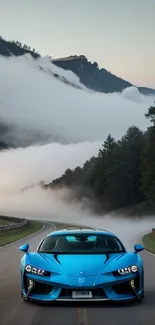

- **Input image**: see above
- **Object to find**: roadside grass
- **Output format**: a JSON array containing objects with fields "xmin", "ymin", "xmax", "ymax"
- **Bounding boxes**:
[
  {"xmin": 142, "ymin": 232, "xmax": 155, "ymax": 254},
  {"xmin": 0, "ymin": 220, "xmax": 43, "ymax": 246},
  {"xmin": 0, "ymin": 218, "xmax": 12, "ymax": 225},
  {"xmin": 0, "ymin": 219, "xmax": 89, "ymax": 247}
]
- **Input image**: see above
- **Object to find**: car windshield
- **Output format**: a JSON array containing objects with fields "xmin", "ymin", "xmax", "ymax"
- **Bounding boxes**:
[{"xmin": 38, "ymin": 233, "xmax": 125, "ymax": 254}]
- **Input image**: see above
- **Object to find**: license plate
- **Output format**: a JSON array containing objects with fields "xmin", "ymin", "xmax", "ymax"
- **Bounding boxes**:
[{"xmin": 72, "ymin": 291, "xmax": 92, "ymax": 299}]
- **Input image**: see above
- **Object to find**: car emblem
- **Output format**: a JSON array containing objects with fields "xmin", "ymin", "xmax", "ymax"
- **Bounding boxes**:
[
  {"xmin": 79, "ymin": 271, "xmax": 84, "ymax": 275},
  {"xmin": 78, "ymin": 277, "xmax": 85, "ymax": 283}
]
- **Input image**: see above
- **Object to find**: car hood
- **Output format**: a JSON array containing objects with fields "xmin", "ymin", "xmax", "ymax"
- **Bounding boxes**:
[{"xmin": 27, "ymin": 251, "xmax": 138, "ymax": 276}]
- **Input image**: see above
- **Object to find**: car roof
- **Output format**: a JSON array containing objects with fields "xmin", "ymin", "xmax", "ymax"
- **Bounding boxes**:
[{"xmin": 47, "ymin": 226, "xmax": 116, "ymax": 237}]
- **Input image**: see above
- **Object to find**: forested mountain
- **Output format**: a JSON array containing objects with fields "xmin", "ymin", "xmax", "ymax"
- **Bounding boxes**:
[
  {"xmin": 53, "ymin": 55, "xmax": 155, "ymax": 95},
  {"xmin": 45, "ymin": 105, "xmax": 155, "ymax": 214},
  {"xmin": 0, "ymin": 36, "xmax": 155, "ymax": 95}
]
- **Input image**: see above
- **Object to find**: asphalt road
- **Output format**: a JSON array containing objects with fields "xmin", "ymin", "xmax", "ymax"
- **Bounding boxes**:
[{"xmin": 1, "ymin": 223, "xmax": 155, "ymax": 325}]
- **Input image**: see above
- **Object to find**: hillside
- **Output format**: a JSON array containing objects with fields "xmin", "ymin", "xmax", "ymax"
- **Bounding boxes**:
[
  {"xmin": 0, "ymin": 36, "xmax": 155, "ymax": 95},
  {"xmin": 0, "ymin": 35, "xmax": 154, "ymax": 219},
  {"xmin": 0, "ymin": 36, "xmax": 154, "ymax": 152},
  {"xmin": 52, "ymin": 55, "xmax": 132, "ymax": 94},
  {"xmin": 45, "ymin": 105, "xmax": 155, "ymax": 215},
  {"xmin": 52, "ymin": 56, "xmax": 155, "ymax": 95}
]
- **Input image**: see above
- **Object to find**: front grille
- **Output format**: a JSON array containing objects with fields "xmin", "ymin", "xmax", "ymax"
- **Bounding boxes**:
[
  {"xmin": 24, "ymin": 274, "xmax": 53, "ymax": 295},
  {"xmin": 32, "ymin": 281, "xmax": 53, "ymax": 295},
  {"xmin": 59, "ymin": 288, "xmax": 107, "ymax": 298},
  {"xmin": 112, "ymin": 281, "xmax": 133, "ymax": 295}
]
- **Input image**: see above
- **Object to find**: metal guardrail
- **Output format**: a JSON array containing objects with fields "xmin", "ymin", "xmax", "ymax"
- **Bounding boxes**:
[{"xmin": 0, "ymin": 219, "xmax": 27, "ymax": 232}]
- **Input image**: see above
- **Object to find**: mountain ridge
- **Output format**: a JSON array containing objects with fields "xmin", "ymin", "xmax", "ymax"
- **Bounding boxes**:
[
  {"xmin": 52, "ymin": 55, "xmax": 155, "ymax": 95},
  {"xmin": 0, "ymin": 36, "xmax": 154, "ymax": 95}
]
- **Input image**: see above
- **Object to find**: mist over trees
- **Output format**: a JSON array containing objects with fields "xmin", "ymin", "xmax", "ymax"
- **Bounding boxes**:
[{"xmin": 45, "ymin": 105, "xmax": 155, "ymax": 214}]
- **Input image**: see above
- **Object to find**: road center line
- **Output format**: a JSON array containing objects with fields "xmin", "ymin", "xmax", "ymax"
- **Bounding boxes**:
[{"xmin": 77, "ymin": 307, "xmax": 88, "ymax": 325}]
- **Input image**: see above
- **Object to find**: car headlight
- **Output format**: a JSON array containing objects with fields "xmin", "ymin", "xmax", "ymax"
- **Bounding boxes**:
[
  {"xmin": 117, "ymin": 265, "xmax": 138, "ymax": 275},
  {"xmin": 25, "ymin": 264, "xmax": 50, "ymax": 276}
]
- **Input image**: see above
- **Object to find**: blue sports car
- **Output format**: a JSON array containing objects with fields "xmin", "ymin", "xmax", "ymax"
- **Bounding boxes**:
[{"xmin": 19, "ymin": 227, "xmax": 145, "ymax": 303}]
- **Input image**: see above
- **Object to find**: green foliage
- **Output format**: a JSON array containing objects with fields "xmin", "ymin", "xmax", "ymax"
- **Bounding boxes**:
[
  {"xmin": 0, "ymin": 220, "xmax": 43, "ymax": 246},
  {"xmin": 45, "ymin": 105, "xmax": 155, "ymax": 213},
  {"xmin": 145, "ymin": 103, "xmax": 155, "ymax": 124},
  {"xmin": 140, "ymin": 105, "xmax": 155, "ymax": 209},
  {"xmin": 142, "ymin": 232, "xmax": 155, "ymax": 254}
]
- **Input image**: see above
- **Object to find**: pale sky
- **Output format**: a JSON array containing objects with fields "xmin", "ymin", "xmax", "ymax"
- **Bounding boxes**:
[{"xmin": 0, "ymin": 0, "xmax": 154, "ymax": 88}]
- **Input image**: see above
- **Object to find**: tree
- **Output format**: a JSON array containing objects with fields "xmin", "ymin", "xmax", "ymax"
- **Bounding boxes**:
[
  {"xmin": 140, "ymin": 106, "xmax": 155, "ymax": 209},
  {"xmin": 85, "ymin": 127, "xmax": 144, "ymax": 209},
  {"xmin": 145, "ymin": 104, "xmax": 155, "ymax": 124},
  {"xmin": 86, "ymin": 135, "xmax": 117, "ymax": 206},
  {"xmin": 98, "ymin": 134, "xmax": 117, "ymax": 157},
  {"xmin": 119, "ymin": 127, "xmax": 144, "ymax": 205}
]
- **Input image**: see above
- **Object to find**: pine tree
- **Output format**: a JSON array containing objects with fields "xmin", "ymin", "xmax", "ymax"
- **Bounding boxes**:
[{"xmin": 140, "ymin": 106, "xmax": 155, "ymax": 209}]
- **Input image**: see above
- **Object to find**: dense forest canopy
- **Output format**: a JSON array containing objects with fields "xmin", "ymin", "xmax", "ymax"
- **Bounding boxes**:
[{"xmin": 45, "ymin": 105, "xmax": 155, "ymax": 214}]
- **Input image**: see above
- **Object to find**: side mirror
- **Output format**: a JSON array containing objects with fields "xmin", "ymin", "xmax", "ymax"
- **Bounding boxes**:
[
  {"xmin": 19, "ymin": 243, "xmax": 29, "ymax": 253},
  {"xmin": 134, "ymin": 244, "xmax": 144, "ymax": 253}
]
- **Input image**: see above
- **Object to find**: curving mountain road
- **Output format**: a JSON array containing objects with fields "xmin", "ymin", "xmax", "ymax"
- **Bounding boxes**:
[{"xmin": 1, "ymin": 223, "xmax": 155, "ymax": 325}]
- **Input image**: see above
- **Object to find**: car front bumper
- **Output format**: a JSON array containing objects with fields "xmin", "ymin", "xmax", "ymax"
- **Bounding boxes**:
[{"xmin": 22, "ymin": 271, "xmax": 143, "ymax": 302}]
